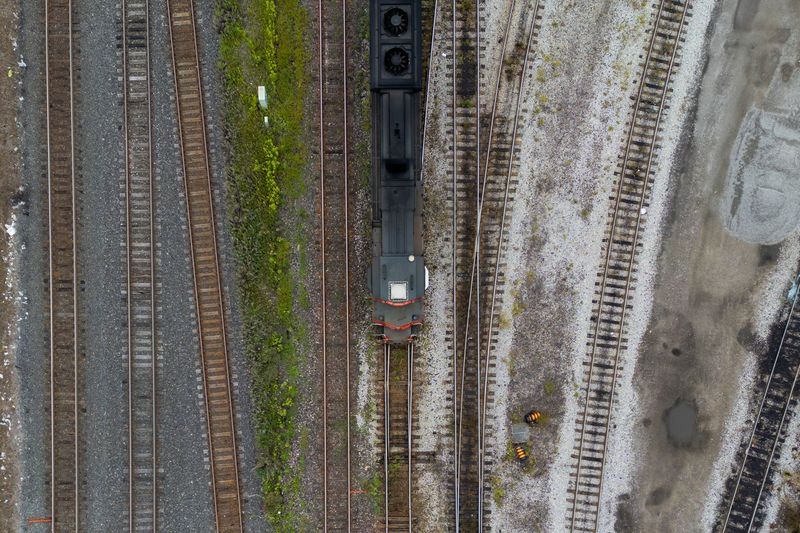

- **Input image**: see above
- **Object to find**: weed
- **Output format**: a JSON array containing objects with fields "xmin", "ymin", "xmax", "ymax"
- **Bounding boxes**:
[
  {"xmin": 522, "ymin": 453, "xmax": 537, "ymax": 474},
  {"xmin": 363, "ymin": 472, "xmax": 384, "ymax": 514},
  {"xmin": 218, "ymin": 0, "xmax": 310, "ymax": 528},
  {"xmin": 492, "ymin": 482, "xmax": 506, "ymax": 507},
  {"xmin": 512, "ymin": 296, "xmax": 526, "ymax": 317},
  {"xmin": 498, "ymin": 311, "xmax": 512, "ymax": 330},
  {"xmin": 536, "ymin": 92, "xmax": 549, "ymax": 105}
]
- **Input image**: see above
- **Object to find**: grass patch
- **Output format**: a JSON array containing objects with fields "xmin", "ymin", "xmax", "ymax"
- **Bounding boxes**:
[
  {"xmin": 364, "ymin": 471, "xmax": 384, "ymax": 514},
  {"xmin": 218, "ymin": 0, "xmax": 309, "ymax": 528},
  {"xmin": 491, "ymin": 477, "xmax": 506, "ymax": 507}
]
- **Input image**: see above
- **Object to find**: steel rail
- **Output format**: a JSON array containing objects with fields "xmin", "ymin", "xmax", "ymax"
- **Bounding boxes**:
[
  {"xmin": 342, "ymin": 3, "xmax": 352, "ymax": 529},
  {"xmin": 569, "ymin": 2, "xmax": 687, "ymax": 530},
  {"xmin": 408, "ymin": 342, "xmax": 414, "ymax": 531},
  {"xmin": 317, "ymin": 0, "xmax": 328, "ymax": 528},
  {"xmin": 419, "ymin": 0, "xmax": 439, "ymax": 182},
  {"xmin": 123, "ymin": 1, "xmax": 133, "ymax": 527},
  {"xmin": 478, "ymin": 3, "xmax": 541, "ymax": 527},
  {"xmin": 722, "ymin": 276, "xmax": 800, "ymax": 531},
  {"xmin": 450, "ymin": 1, "xmax": 459, "ymax": 530},
  {"xmin": 383, "ymin": 343, "xmax": 390, "ymax": 533},
  {"xmin": 474, "ymin": 7, "xmax": 482, "ymax": 529}
]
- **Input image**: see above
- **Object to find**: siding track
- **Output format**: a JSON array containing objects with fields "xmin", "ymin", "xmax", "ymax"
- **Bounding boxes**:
[
  {"xmin": 123, "ymin": 0, "xmax": 157, "ymax": 529},
  {"xmin": 720, "ymin": 277, "xmax": 800, "ymax": 531},
  {"xmin": 567, "ymin": 2, "xmax": 691, "ymax": 531},
  {"xmin": 46, "ymin": 0, "xmax": 81, "ymax": 529},
  {"xmin": 166, "ymin": 0, "xmax": 243, "ymax": 530}
]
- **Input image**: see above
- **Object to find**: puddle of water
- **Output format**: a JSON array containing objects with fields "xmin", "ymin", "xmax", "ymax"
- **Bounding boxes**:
[{"xmin": 665, "ymin": 398, "xmax": 697, "ymax": 447}]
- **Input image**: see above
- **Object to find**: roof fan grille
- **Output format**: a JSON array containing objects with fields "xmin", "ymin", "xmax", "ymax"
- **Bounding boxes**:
[
  {"xmin": 383, "ymin": 8, "xmax": 409, "ymax": 36},
  {"xmin": 384, "ymin": 47, "xmax": 409, "ymax": 75}
]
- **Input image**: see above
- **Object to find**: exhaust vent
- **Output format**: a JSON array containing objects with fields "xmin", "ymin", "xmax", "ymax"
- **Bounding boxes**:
[
  {"xmin": 384, "ymin": 47, "xmax": 409, "ymax": 75},
  {"xmin": 383, "ymin": 8, "xmax": 408, "ymax": 36}
]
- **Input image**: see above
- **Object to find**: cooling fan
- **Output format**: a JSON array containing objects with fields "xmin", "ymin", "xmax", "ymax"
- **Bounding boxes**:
[
  {"xmin": 383, "ymin": 8, "xmax": 408, "ymax": 36},
  {"xmin": 384, "ymin": 47, "xmax": 409, "ymax": 75}
]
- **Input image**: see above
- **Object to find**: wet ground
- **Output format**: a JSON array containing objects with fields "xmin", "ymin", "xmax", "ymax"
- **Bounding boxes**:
[{"xmin": 620, "ymin": 0, "xmax": 800, "ymax": 531}]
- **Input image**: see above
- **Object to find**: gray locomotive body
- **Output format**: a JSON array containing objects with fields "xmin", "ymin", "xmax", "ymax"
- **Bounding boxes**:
[{"xmin": 370, "ymin": 0, "xmax": 426, "ymax": 343}]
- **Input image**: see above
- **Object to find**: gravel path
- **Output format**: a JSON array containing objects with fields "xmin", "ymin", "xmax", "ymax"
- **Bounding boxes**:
[
  {"xmin": 0, "ymin": 0, "xmax": 23, "ymax": 529},
  {"xmin": 77, "ymin": 0, "xmax": 128, "ymax": 526},
  {"xmin": 468, "ymin": 1, "xmax": 660, "ymax": 530},
  {"xmin": 15, "ymin": 0, "xmax": 51, "ymax": 526}
]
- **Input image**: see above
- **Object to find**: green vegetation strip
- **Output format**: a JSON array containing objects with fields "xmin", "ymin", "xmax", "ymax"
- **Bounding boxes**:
[{"xmin": 218, "ymin": 0, "xmax": 309, "ymax": 528}]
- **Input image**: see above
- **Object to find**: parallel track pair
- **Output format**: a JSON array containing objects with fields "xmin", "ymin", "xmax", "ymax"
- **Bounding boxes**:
[
  {"xmin": 166, "ymin": 0, "xmax": 243, "ymax": 529},
  {"xmin": 427, "ymin": 0, "xmax": 542, "ymax": 530},
  {"xmin": 45, "ymin": 0, "xmax": 80, "ymax": 529},
  {"xmin": 122, "ymin": 0, "xmax": 157, "ymax": 529}
]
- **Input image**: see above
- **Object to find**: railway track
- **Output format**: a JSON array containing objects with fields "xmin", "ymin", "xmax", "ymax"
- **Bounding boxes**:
[
  {"xmin": 382, "ymin": 343, "xmax": 414, "ymax": 532},
  {"xmin": 317, "ymin": 0, "xmax": 352, "ymax": 530},
  {"xmin": 166, "ymin": 0, "xmax": 243, "ymax": 530},
  {"xmin": 567, "ymin": 2, "xmax": 691, "ymax": 531},
  {"xmin": 720, "ymin": 277, "xmax": 800, "ymax": 531},
  {"xmin": 46, "ymin": 0, "xmax": 81, "ymax": 529},
  {"xmin": 122, "ymin": 0, "xmax": 157, "ymax": 529},
  {"xmin": 450, "ymin": 0, "xmax": 480, "ymax": 525}
]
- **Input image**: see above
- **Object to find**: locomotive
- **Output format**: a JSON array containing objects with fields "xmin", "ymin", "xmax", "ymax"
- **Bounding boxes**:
[{"xmin": 369, "ymin": 0, "xmax": 427, "ymax": 343}]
